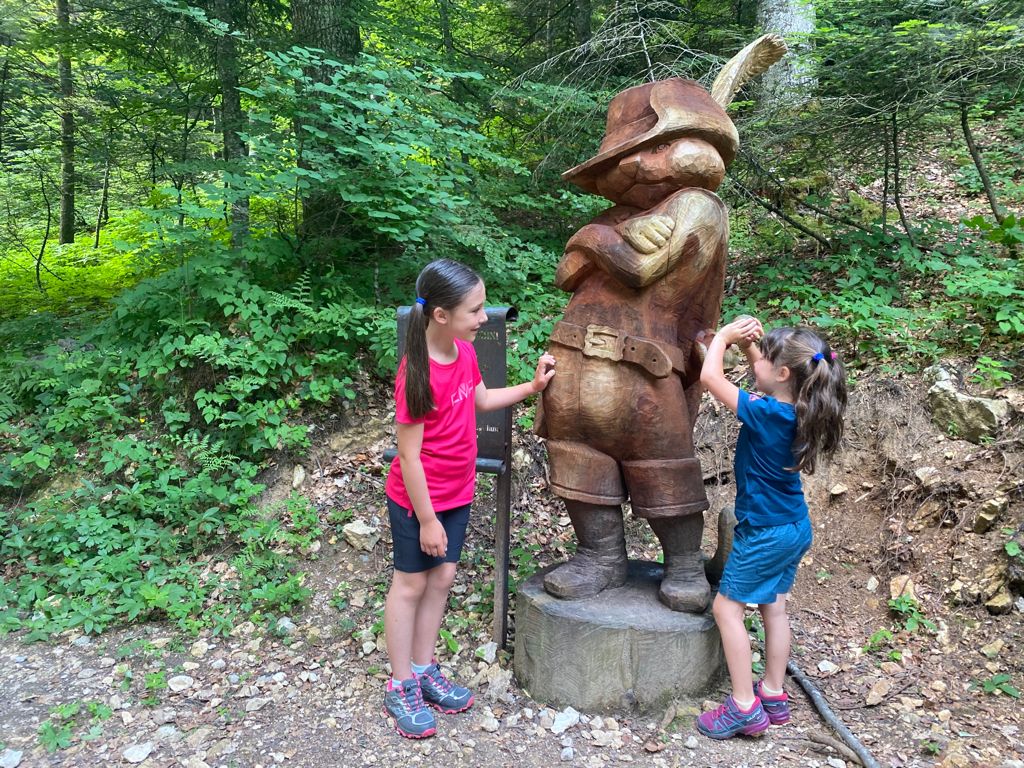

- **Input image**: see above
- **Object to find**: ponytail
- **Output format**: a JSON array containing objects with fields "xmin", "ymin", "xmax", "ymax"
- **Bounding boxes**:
[
  {"xmin": 401, "ymin": 259, "xmax": 483, "ymax": 421},
  {"xmin": 760, "ymin": 327, "xmax": 848, "ymax": 474}
]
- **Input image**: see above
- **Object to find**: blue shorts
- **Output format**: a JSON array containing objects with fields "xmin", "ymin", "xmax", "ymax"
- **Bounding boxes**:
[
  {"xmin": 387, "ymin": 496, "xmax": 471, "ymax": 573},
  {"xmin": 718, "ymin": 516, "xmax": 812, "ymax": 605}
]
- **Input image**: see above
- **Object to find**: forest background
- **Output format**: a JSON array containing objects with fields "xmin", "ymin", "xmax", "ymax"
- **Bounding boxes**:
[{"xmin": 0, "ymin": 0, "xmax": 1022, "ymax": 644}]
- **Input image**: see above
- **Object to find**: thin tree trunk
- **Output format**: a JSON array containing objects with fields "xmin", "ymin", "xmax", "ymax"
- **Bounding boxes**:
[
  {"xmin": 212, "ymin": 0, "xmax": 249, "ymax": 247},
  {"xmin": 56, "ymin": 0, "xmax": 75, "ymax": 244},
  {"xmin": 38, "ymin": 171, "xmax": 52, "ymax": 292},
  {"xmin": 94, "ymin": 146, "xmax": 110, "ymax": 248},
  {"xmin": 0, "ymin": 55, "xmax": 9, "ymax": 161},
  {"xmin": 734, "ymin": 178, "xmax": 833, "ymax": 251},
  {"xmin": 890, "ymin": 111, "xmax": 915, "ymax": 246},
  {"xmin": 881, "ymin": 121, "xmax": 890, "ymax": 236},
  {"xmin": 959, "ymin": 101, "xmax": 1004, "ymax": 225},
  {"xmin": 438, "ymin": 0, "xmax": 453, "ymax": 57},
  {"xmin": 572, "ymin": 0, "xmax": 591, "ymax": 44}
]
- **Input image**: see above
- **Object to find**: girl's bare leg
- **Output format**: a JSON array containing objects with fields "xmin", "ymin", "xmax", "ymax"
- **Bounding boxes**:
[
  {"xmin": 758, "ymin": 595, "xmax": 791, "ymax": 692},
  {"xmin": 384, "ymin": 569, "xmax": 428, "ymax": 680},
  {"xmin": 712, "ymin": 592, "xmax": 755, "ymax": 705},
  {"xmin": 411, "ymin": 562, "xmax": 457, "ymax": 666}
]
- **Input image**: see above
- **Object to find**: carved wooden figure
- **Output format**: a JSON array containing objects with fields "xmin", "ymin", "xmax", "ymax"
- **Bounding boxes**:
[{"xmin": 537, "ymin": 36, "xmax": 786, "ymax": 613}]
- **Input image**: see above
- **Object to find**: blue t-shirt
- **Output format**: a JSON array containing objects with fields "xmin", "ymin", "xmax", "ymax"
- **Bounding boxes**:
[{"xmin": 733, "ymin": 390, "xmax": 807, "ymax": 527}]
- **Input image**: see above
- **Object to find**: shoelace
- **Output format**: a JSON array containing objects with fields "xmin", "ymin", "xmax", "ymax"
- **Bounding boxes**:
[
  {"xmin": 400, "ymin": 681, "xmax": 426, "ymax": 712},
  {"xmin": 426, "ymin": 666, "xmax": 454, "ymax": 693}
]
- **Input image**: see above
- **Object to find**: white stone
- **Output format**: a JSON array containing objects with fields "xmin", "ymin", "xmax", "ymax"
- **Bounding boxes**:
[
  {"xmin": 551, "ymin": 707, "xmax": 581, "ymax": 735},
  {"xmin": 245, "ymin": 697, "xmax": 271, "ymax": 712},
  {"xmin": 0, "ymin": 750, "xmax": 23, "ymax": 768},
  {"xmin": 168, "ymin": 675, "xmax": 194, "ymax": 692},
  {"xmin": 122, "ymin": 743, "xmax": 154, "ymax": 763},
  {"xmin": 818, "ymin": 660, "xmax": 840, "ymax": 674},
  {"xmin": 342, "ymin": 520, "xmax": 380, "ymax": 551}
]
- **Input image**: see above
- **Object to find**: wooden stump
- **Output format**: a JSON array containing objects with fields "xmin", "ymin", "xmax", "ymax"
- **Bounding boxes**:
[{"xmin": 514, "ymin": 560, "xmax": 724, "ymax": 713}]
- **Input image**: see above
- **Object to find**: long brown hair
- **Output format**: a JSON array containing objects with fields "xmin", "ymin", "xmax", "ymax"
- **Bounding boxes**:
[
  {"xmin": 404, "ymin": 259, "xmax": 483, "ymax": 420},
  {"xmin": 758, "ymin": 327, "xmax": 848, "ymax": 474}
]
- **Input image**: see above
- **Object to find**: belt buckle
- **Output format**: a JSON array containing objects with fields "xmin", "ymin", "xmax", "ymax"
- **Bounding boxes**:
[{"xmin": 583, "ymin": 324, "xmax": 625, "ymax": 362}]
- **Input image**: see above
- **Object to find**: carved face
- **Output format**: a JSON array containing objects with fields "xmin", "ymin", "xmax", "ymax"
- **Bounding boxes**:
[{"xmin": 593, "ymin": 137, "xmax": 726, "ymax": 208}]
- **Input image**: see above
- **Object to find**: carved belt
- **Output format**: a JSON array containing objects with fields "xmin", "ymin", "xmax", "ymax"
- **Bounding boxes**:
[{"xmin": 549, "ymin": 322, "xmax": 686, "ymax": 379}]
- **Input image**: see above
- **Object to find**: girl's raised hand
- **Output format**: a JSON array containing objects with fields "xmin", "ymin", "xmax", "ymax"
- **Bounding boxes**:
[
  {"xmin": 719, "ymin": 316, "xmax": 762, "ymax": 348},
  {"xmin": 531, "ymin": 353, "xmax": 557, "ymax": 393}
]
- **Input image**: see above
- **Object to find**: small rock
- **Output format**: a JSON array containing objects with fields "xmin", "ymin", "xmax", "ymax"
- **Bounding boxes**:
[
  {"xmin": 475, "ymin": 641, "xmax": 498, "ymax": 664},
  {"xmin": 342, "ymin": 520, "xmax": 380, "ymax": 551},
  {"xmin": 479, "ymin": 715, "xmax": 500, "ymax": 733},
  {"xmin": 72, "ymin": 635, "xmax": 92, "ymax": 647},
  {"xmin": 291, "ymin": 464, "xmax": 306, "ymax": 489},
  {"xmin": 190, "ymin": 640, "xmax": 210, "ymax": 658},
  {"xmin": 914, "ymin": 467, "xmax": 941, "ymax": 487},
  {"xmin": 981, "ymin": 639, "xmax": 1004, "ymax": 658},
  {"xmin": 276, "ymin": 616, "xmax": 297, "ymax": 635},
  {"xmin": 560, "ymin": 746, "xmax": 575, "ymax": 761},
  {"xmin": 866, "ymin": 678, "xmax": 892, "ymax": 706},
  {"xmin": 152, "ymin": 708, "xmax": 176, "ymax": 725},
  {"xmin": 245, "ymin": 697, "xmax": 271, "ymax": 712},
  {"xmin": 551, "ymin": 706, "xmax": 581, "ymax": 735},
  {"xmin": 827, "ymin": 759, "xmax": 847, "ymax": 768},
  {"xmin": 168, "ymin": 675, "xmax": 194, "ymax": 692},
  {"xmin": 210, "ymin": 659, "xmax": 226, "ymax": 671},
  {"xmin": 684, "ymin": 736, "xmax": 699, "ymax": 749},
  {"xmin": 890, "ymin": 575, "xmax": 916, "ymax": 601},
  {"xmin": 986, "ymin": 588, "xmax": 1014, "ymax": 615},
  {"xmin": 122, "ymin": 742, "xmax": 154, "ymax": 763},
  {"xmin": 866, "ymin": 576, "xmax": 879, "ymax": 593},
  {"xmin": 155, "ymin": 724, "xmax": 182, "ymax": 742},
  {"xmin": 0, "ymin": 749, "xmax": 24, "ymax": 768},
  {"xmin": 829, "ymin": 483, "xmax": 848, "ymax": 497},
  {"xmin": 818, "ymin": 660, "xmax": 840, "ymax": 674},
  {"xmin": 974, "ymin": 497, "xmax": 1007, "ymax": 534}
]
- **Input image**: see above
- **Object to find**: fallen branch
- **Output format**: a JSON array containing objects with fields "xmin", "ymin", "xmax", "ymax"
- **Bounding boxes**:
[{"xmin": 787, "ymin": 659, "xmax": 881, "ymax": 768}]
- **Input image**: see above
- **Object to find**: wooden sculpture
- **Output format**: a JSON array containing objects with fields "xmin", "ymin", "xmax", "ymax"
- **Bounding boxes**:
[{"xmin": 537, "ymin": 35, "xmax": 786, "ymax": 613}]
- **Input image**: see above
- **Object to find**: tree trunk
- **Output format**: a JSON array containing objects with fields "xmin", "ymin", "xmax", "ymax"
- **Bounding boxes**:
[
  {"xmin": 0, "ymin": 55, "xmax": 9, "ymax": 162},
  {"xmin": 438, "ymin": 0, "xmax": 453, "ymax": 57},
  {"xmin": 572, "ymin": 0, "xmax": 591, "ymax": 44},
  {"xmin": 756, "ymin": 0, "xmax": 816, "ymax": 106},
  {"xmin": 93, "ymin": 146, "xmax": 110, "ymax": 248},
  {"xmin": 959, "ymin": 101, "xmax": 1004, "ymax": 225},
  {"xmin": 56, "ymin": 0, "xmax": 75, "ymax": 244},
  {"xmin": 212, "ymin": 0, "xmax": 249, "ymax": 247},
  {"xmin": 890, "ymin": 111, "xmax": 915, "ymax": 246},
  {"xmin": 881, "ymin": 121, "xmax": 890, "ymax": 236},
  {"xmin": 38, "ymin": 171, "xmax": 52, "ymax": 292},
  {"xmin": 291, "ymin": 0, "xmax": 362, "ymax": 244}
]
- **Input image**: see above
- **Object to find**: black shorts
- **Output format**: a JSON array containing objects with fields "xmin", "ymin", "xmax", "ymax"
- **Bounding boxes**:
[{"xmin": 387, "ymin": 496, "xmax": 471, "ymax": 573}]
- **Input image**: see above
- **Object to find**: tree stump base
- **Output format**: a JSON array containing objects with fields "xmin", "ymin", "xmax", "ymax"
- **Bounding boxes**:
[{"xmin": 513, "ymin": 560, "xmax": 724, "ymax": 713}]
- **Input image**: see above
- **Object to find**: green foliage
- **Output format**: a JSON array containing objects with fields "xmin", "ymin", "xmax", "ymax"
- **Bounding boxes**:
[
  {"xmin": 36, "ymin": 699, "xmax": 111, "ymax": 753},
  {"xmin": 970, "ymin": 673, "xmax": 1021, "ymax": 699},
  {"xmin": 888, "ymin": 595, "xmax": 936, "ymax": 633}
]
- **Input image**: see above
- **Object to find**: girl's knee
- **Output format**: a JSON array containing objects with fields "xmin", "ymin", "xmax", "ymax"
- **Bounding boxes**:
[
  {"xmin": 390, "ymin": 570, "xmax": 429, "ymax": 600},
  {"xmin": 427, "ymin": 563, "xmax": 457, "ymax": 592}
]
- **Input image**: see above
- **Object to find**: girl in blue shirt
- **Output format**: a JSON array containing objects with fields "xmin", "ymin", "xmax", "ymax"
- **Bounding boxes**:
[{"xmin": 696, "ymin": 316, "xmax": 847, "ymax": 739}]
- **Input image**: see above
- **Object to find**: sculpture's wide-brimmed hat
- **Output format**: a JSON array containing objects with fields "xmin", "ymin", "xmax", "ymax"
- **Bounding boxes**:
[{"xmin": 563, "ymin": 78, "xmax": 739, "ymax": 195}]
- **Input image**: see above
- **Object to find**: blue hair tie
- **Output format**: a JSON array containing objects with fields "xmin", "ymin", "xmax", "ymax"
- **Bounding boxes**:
[
  {"xmin": 812, "ymin": 352, "xmax": 825, "ymax": 362},
  {"xmin": 415, "ymin": 297, "xmax": 426, "ymax": 306}
]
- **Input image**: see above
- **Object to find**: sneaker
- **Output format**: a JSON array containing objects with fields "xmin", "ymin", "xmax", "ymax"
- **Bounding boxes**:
[
  {"xmin": 755, "ymin": 680, "xmax": 791, "ymax": 725},
  {"xmin": 383, "ymin": 678, "xmax": 436, "ymax": 739},
  {"xmin": 418, "ymin": 661, "xmax": 474, "ymax": 714},
  {"xmin": 696, "ymin": 695, "xmax": 770, "ymax": 740}
]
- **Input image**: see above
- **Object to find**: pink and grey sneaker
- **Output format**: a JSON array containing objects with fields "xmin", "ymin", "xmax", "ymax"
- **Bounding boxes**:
[
  {"xmin": 383, "ymin": 678, "xmax": 437, "ymax": 739},
  {"xmin": 696, "ymin": 695, "xmax": 770, "ymax": 740},
  {"xmin": 418, "ymin": 661, "xmax": 474, "ymax": 714},
  {"xmin": 754, "ymin": 680, "xmax": 791, "ymax": 724}
]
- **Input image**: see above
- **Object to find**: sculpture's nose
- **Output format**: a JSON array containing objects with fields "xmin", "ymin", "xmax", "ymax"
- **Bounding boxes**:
[{"xmin": 616, "ymin": 152, "xmax": 641, "ymax": 178}]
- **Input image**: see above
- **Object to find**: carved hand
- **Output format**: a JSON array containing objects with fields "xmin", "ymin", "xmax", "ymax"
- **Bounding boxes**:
[{"xmin": 619, "ymin": 214, "xmax": 675, "ymax": 254}]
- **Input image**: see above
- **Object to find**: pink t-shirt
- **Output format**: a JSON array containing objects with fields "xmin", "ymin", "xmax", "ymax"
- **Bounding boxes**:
[{"xmin": 385, "ymin": 338, "xmax": 482, "ymax": 513}]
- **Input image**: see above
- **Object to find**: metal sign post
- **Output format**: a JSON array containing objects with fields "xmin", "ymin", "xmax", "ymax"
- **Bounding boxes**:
[{"xmin": 387, "ymin": 306, "xmax": 518, "ymax": 646}]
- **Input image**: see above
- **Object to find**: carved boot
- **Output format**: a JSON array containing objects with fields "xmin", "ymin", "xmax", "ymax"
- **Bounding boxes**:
[
  {"xmin": 543, "ymin": 503, "xmax": 628, "ymax": 600},
  {"xmin": 704, "ymin": 505, "xmax": 737, "ymax": 586},
  {"xmin": 650, "ymin": 516, "xmax": 711, "ymax": 612}
]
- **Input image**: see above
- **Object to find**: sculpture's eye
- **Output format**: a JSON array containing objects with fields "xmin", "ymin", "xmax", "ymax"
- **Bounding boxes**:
[{"xmin": 653, "ymin": 143, "xmax": 669, "ymax": 153}]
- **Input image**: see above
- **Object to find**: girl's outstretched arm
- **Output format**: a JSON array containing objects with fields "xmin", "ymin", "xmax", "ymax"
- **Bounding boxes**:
[
  {"xmin": 395, "ymin": 421, "xmax": 448, "ymax": 558},
  {"xmin": 700, "ymin": 317, "xmax": 762, "ymax": 414},
  {"xmin": 475, "ymin": 353, "xmax": 556, "ymax": 412}
]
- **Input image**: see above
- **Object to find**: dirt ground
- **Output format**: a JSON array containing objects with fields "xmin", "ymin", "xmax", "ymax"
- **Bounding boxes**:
[{"xmin": 1, "ymin": 374, "xmax": 1022, "ymax": 768}]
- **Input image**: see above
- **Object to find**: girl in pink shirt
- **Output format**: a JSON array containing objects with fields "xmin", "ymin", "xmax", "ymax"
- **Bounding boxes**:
[{"xmin": 382, "ymin": 259, "xmax": 555, "ymax": 739}]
